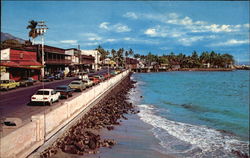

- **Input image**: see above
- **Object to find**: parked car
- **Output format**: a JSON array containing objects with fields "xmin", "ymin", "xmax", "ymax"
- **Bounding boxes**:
[
  {"xmin": 67, "ymin": 71, "xmax": 76, "ymax": 77},
  {"xmin": 55, "ymin": 85, "xmax": 74, "ymax": 99},
  {"xmin": 42, "ymin": 75, "xmax": 55, "ymax": 82},
  {"xmin": 19, "ymin": 77, "xmax": 36, "ymax": 87},
  {"xmin": 110, "ymin": 71, "xmax": 116, "ymax": 76},
  {"xmin": 82, "ymin": 79, "xmax": 93, "ymax": 88},
  {"xmin": 103, "ymin": 73, "xmax": 111, "ymax": 80},
  {"xmin": 68, "ymin": 80, "xmax": 86, "ymax": 92},
  {"xmin": 89, "ymin": 76, "xmax": 100, "ymax": 85},
  {"xmin": 31, "ymin": 89, "xmax": 60, "ymax": 105},
  {"xmin": 94, "ymin": 75, "xmax": 105, "ymax": 81},
  {"xmin": 77, "ymin": 72, "xmax": 88, "ymax": 80},
  {"xmin": 0, "ymin": 80, "xmax": 20, "ymax": 91},
  {"xmin": 54, "ymin": 71, "xmax": 65, "ymax": 80}
]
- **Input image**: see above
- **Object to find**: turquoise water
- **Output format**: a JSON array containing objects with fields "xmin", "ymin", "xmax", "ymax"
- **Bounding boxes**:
[{"xmin": 131, "ymin": 70, "xmax": 249, "ymax": 157}]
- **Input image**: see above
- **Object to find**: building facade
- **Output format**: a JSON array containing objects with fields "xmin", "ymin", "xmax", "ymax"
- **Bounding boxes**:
[
  {"xmin": 80, "ymin": 50, "xmax": 101, "ymax": 70},
  {"xmin": 0, "ymin": 48, "xmax": 42, "ymax": 81},
  {"xmin": 24, "ymin": 45, "xmax": 71, "ymax": 78}
]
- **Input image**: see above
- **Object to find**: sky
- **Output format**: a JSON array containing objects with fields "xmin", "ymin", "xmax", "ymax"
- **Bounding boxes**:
[{"xmin": 1, "ymin": 1, "xmax": 250, "ymax": 64}]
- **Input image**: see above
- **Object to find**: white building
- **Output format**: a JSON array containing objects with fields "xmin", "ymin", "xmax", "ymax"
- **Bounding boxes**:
[{"xmin": 80, "ymin": 50, "xmax": 101, "ymax": 70}]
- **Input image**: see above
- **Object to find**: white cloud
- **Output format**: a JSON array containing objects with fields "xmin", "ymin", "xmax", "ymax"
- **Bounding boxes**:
[
  {"xmin": 113, "ymin": 23, "xmax": 131, "ymax": 32},
  {"xmin": 243, "ymin": 23, "xmax": 250, "ymax": 28},
  {"xmin": 99, "ymin": 22, "xmax": 109, "ymax": 30},
  {"xmin": 144, "ymin": 25, "xmax": 185, "ymax": 38},
  {"xmin": 60, "ymin": 40, "xmax": 78, "ymax": 45},
  {"xmin": 99, "ymin": 22, "xmax": 131, "ymax": 32},
  {"xmin": 122, "ymin": 37, "xmax": 159, "ymax": 45},
  {"xmin": 123, "ymin": 37, "xmax": 131, "ymax": 41},
  {"xmin": 210, "ymin": 39, "xmax": 249, "ymax": 46},
  {"xmin": 82, "ymin": 42, "xmax": 99, "ymax": 46},
  {"xmin": 105, "ymin": 39, "xmax": 116, "ymax": 42},
  {"xmin": 123, "ymin": 12, "xmax": 138, "ymax": 19},
  {"xmin": 144, "ymin": 28, "xmax": 157, "ymax": 37},
  {"xmin": 178, "ymin": 36, "xmax": 204, "ymax": 46},
  {"xmin": 80, "ymin": 33, "xmax": 102, "ymax": 41},
  {"xmin": 126, "ymin": 12, "xmax": 246, "ymax": 34}
]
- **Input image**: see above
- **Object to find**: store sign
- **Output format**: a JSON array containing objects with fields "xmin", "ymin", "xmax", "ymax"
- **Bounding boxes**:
[{"xmin": 0, "ymin": 48, "xmax": 10, "ymax": 60}]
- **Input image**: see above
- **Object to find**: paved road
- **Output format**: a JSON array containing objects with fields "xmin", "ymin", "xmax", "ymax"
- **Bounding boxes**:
[
  {"xmin": 0, "ymin": 69, "xmax": 114, "ymax": 122},
  {"xmin": 0, "ymin": 77, "xmax": 77, "ymax": 120}
]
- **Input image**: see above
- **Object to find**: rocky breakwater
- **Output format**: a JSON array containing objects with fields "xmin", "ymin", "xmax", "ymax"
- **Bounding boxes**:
[{"xmin": 40, "ymin": 74, "xmax": 139, "ymax": 157}]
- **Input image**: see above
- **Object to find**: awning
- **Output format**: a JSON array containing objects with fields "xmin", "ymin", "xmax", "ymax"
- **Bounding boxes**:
[{"xmin": 0, "ymin": 61, "xmax": 43, "ymax": 70}]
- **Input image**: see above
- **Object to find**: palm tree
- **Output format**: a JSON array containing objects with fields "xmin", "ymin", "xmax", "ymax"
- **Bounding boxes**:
[
  {"xmin": 95, "ymin": 45, "xmax": 109, "ymax": 65},
  {"xmin": 128, "ymin": 48, "xmax": 134, "ymax": 57},
  {"xmin": 116, "ymin": 48, "xmax": 124, "ymax": 67},
  {"xmin": 26, "ymin": 20, "xmax": 39, "ymax": 44}
]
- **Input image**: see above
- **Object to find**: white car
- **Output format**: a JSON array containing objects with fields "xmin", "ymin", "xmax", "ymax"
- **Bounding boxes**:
[
  {"xmin": 31, "ymin": 89, "xmax": 60, "ymax": 105},
  {"xmin": 82, "ymin": 79, "xmax": 93, "ymax": 88}
]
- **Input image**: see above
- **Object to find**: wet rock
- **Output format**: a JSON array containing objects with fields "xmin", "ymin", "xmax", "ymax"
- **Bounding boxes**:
[
  {"xmin": 107, "ymin": 126, "xmax": 114, "ymax": 130},
  {"xmin": 231, "ymin": 149, "xmax": 249, "ymax": 158},
  {"xmin": 40, "ymin": 73, "xmax": 137, "ymax": 157}
]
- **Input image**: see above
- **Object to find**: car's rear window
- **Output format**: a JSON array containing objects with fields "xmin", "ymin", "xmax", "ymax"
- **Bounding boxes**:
[
  {"xmin": 56, "ymin": 87, "xmax": 67, "ymax": 90},
  {"xmin": 36, "ymin": 91, "xmax": 50, "ymax": 95}
]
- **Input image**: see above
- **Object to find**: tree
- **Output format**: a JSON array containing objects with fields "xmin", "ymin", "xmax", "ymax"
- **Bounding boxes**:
[
  {"xmin": 26, "ymin": 20, "xmax": 39, "ymax": 44},
  {"xmin": 134, "ymin": 53, "xmax": 141, "ymax": 59},
  {"xmin": 128, "ymin": 48, "xmax": 134, "ymax": 57},
  {"xmin": 111, "ymin": 49, "xmax": 117, "ymax": 60},
  {"xmin": 116, "ymin": 48, "xmax": 125, "ymax": 67},
  {"xmin": 95, "ymin": 45, "xmax": 109, "ymax": 62}
]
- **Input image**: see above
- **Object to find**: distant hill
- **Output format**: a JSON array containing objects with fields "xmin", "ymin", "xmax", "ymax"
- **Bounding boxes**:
[{"xmin": 1, "ymin": 32, "xmax": 26, "ymax": 43}]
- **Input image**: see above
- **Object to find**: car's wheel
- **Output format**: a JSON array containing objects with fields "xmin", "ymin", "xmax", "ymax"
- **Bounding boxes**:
[{"xmin": 48, "ymin": 100, "xmax": 52, "ymax": 106}]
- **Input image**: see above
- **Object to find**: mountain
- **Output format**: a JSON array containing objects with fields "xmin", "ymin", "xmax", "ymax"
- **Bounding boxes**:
[{"xmin": 1, "ymin": 32, "xmax": 26, "ymax": 43}]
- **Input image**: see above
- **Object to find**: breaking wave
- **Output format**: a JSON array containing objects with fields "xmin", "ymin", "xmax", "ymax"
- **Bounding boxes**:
[{"xmin": 137, "ymin": 104, "xmax": 249, "ymax": 158}]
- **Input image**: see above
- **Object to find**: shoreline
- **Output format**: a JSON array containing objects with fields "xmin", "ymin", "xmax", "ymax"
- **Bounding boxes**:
[
  {"xmin": 132, "ymin": 68, "xmax": 241, "ymax": 73},
  {"xmin": 39, "ymin": 73, "xmax": 141, "ymax": 157}
]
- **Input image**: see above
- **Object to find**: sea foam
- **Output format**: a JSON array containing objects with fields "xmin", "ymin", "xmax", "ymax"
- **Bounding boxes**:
[{"xmin": 137, "ymin": 104, "xmax": 249, "ymax": 158}]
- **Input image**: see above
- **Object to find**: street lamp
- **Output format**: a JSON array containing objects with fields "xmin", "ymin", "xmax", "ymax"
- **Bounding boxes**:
[{"xmin": 36, "ymin": 21, "xmax": 48, "ymax": 79}]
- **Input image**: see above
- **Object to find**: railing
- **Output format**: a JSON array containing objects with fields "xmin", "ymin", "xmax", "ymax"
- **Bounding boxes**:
[{"xmin": 45, "ymin": 59, "xmax": 71, "ymax": 65}]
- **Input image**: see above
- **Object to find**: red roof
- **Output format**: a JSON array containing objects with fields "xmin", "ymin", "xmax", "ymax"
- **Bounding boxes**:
[{"xmin": 0, "ymin": 60, "xmax": 42, "ymax": 69}]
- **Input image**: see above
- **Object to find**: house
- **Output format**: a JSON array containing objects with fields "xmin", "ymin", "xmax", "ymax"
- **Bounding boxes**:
[
  {"xmin": 80, "ymin": 50, "xmax": 101, "ymax": 70},
  {"xmin": 0, "ymin": 48, "xmax": 42, "ymax": 81},
  {"xmin": 24, "ymin": 45, "xmax": 71, "ymax": 78},
  {"xmin": 125, "ymin": 57, "xmax": 139, "ymax": 69}
]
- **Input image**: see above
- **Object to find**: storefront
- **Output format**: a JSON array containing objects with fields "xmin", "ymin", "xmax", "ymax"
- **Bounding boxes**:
[{"xmin": 0, "ymin": 48, "xmax": 42, "ymax": 81}]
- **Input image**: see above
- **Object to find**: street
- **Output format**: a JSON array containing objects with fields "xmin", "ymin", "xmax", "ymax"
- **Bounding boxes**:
[
  {"xmin": 0, "ymin": 69, "xmax": 113, "ymax": 123},
  {"xmin": 0, "ymin": 77, "xmax": 77, "ymax": 122}
]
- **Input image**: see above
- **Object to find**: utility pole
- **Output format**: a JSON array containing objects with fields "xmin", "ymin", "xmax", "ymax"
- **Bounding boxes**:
[{"xmin": 36, "ymin": 21, "xmax": 48, "ymax": 79}]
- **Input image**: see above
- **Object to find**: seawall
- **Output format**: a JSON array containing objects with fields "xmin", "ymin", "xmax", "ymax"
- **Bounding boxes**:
[{"xmin": 0, "ymin": 70, "xmax": 130, "ymax": 158}]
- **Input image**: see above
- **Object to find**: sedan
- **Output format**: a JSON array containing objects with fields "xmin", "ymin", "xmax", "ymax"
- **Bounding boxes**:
[
  {"xmin": 68, "ymin": 80, "xmax": 86, "ymax": 92},
  {"xmin": 31, "ymin": 89, "xmax": 60, "ymax": 105},
  {"xmin": 19, "ymin": 77, "xmax": 36, "ymax": 87},
  {"xmin": 55, "ymin": 85, "xmax": 74, "ymax": 99}
]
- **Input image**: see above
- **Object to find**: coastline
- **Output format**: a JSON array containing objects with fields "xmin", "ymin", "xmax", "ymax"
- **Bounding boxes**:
[{"xmin": 40, "ymin": 73, "xmax": 169, "ymax": 158}]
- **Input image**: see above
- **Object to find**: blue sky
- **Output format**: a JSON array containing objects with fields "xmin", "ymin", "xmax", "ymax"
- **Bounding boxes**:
[{"xmin": 2, "ymin": 1, "xmax": 249, "ymax": 63}]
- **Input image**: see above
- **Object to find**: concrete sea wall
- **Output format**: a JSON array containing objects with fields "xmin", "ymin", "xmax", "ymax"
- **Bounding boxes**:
[{"xmin": 0, "ymin": 70, "xmax": 129, "ymax": 158}]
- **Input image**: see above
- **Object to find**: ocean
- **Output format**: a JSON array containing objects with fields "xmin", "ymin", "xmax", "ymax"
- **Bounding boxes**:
[{"xmin": 130, "ymin": 70, "xmax": 249, "ymax": 158}]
